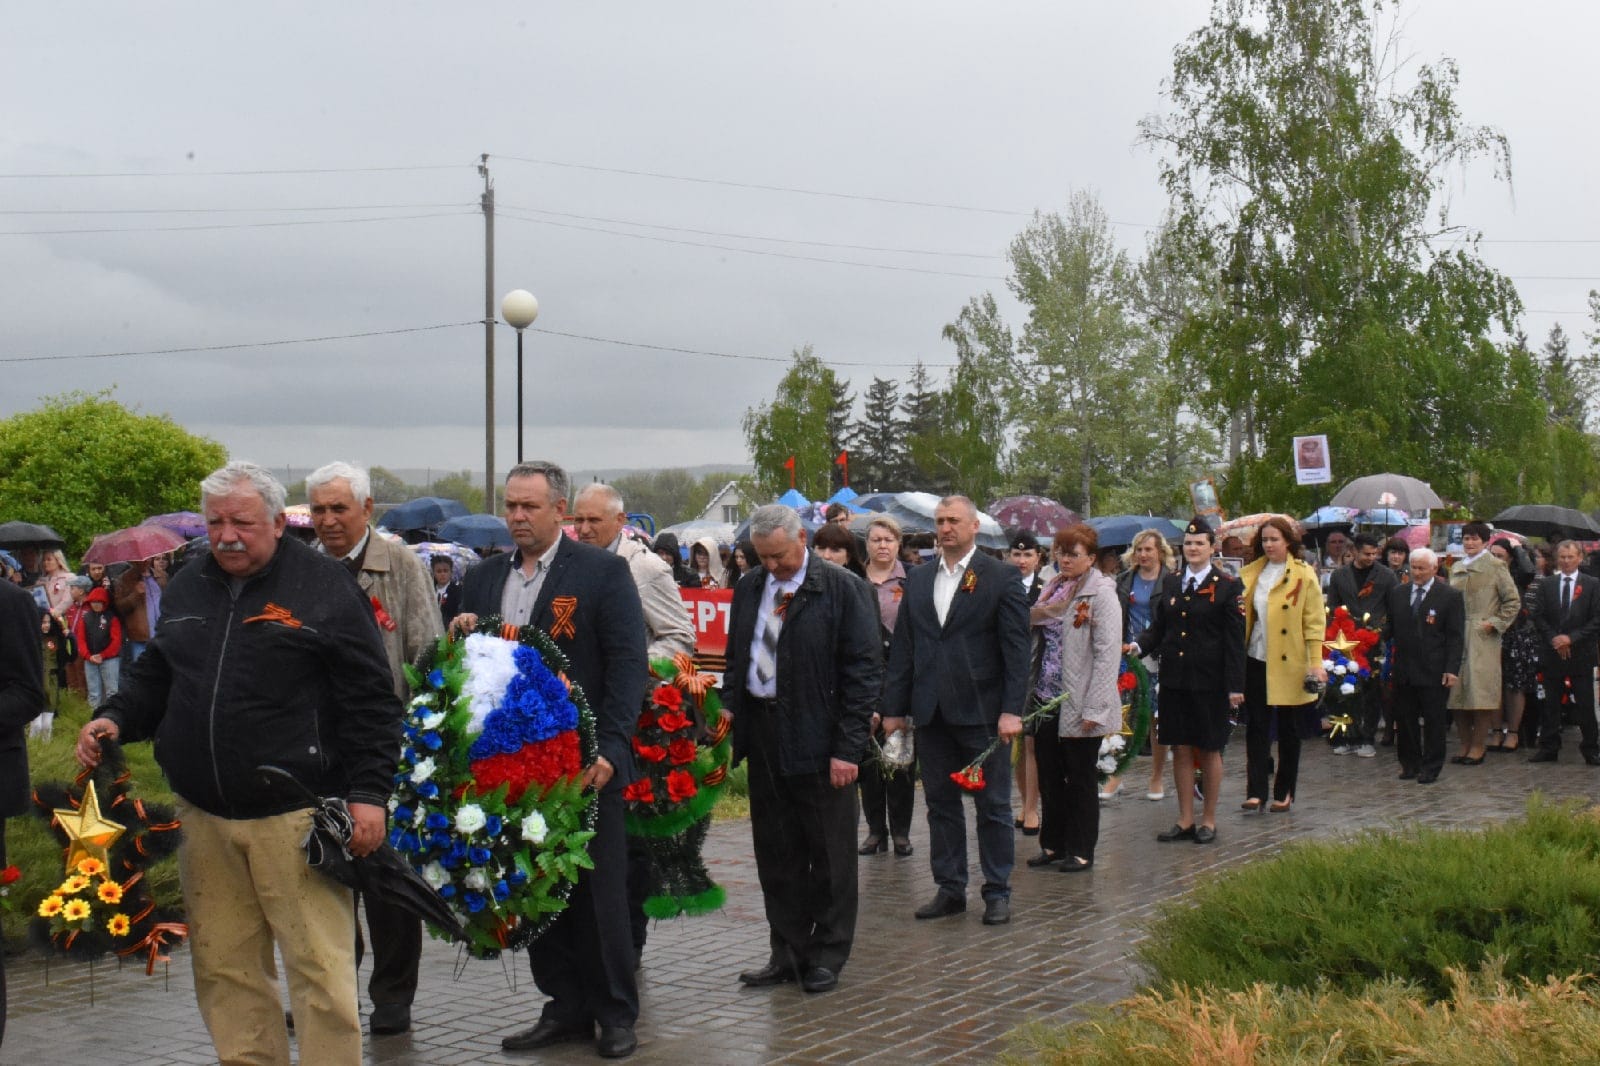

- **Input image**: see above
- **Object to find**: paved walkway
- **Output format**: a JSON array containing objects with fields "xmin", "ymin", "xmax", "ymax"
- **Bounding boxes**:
[{"xmin": 6, "ymin": 741, "xmax": 1597, "ymax": 1064}]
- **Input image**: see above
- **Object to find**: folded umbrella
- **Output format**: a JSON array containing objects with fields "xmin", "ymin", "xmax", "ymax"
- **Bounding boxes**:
[{"xmin": 255, "ymin": 766, "xmax": 467, "ymax": 941}]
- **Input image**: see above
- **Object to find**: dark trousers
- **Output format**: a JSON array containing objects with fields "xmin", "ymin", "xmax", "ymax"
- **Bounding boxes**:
[
  {"xmin": 746, "ymin": 703, "xmax": 859, "ymax": 973},
  {"xmin": 531, "ymin": 788, "xmax": 638, "ymax": 1029},
  {"xmin": 1392, "ymin": 681, "xmax": 1449, "ymax": 777},
  {"xmin": 1244, "ymin": 658, "xmax": 1303, "ymax": 803},
  {"xmin": 1, "ymin": 820, "xmax": 7, "ymax": 1049},
  {"xmin": 1351, "ymin": 682, "xmax": 1383, "ymax": 746},
  {"xmin": 1537, "ymin": 658, "xmax": 1599, "ymax": 757},
  {"xmin": 857, "ymin": 760, "xmax": 914, "ymax": 840},
  {"xmin": 1034, "ymin": 724, "xmax": 1102, "ymax": 863},
  {"xmin": 362, "ymin": 893, "xmax": 422, "ymax": 1007},
  {"xmin": 917, "ymin": 712, "xmax": 1014, "ymax": 902},
  {"xmin": 625, "ymin": 837, "xmax": 652, "ymax": 954}
]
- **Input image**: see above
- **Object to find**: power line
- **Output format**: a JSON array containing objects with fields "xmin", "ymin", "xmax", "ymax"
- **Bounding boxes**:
[
  {"xmin": 0, "ymin": 163, "xmax": 468, "ymax": 179},
  {"xmin": 497, "ymin": 202, "xmax": 1003, "ymax": 260},
  {"xmin": 0, "ymin": 202, "xmax": 470, "ymax": 215},
  {"xmin": 0, "ymin": 211, "xmax": 475, "ymax": 238},
  {"xmin": 0, "ymin": 321, "xmax": 482, "ymax": 365},
  {"xmin": 498, "ymin": 209, "xmax": 1003, "ymax": 281},
  {"xmin": 530, "ymin": 325, "xmax": 954, "ymax": 369}
]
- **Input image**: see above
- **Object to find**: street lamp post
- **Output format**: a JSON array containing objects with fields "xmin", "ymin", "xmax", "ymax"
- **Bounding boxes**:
[{"xmin": 500, "ymin": 289, "xmax": 540, "ymax": 464}]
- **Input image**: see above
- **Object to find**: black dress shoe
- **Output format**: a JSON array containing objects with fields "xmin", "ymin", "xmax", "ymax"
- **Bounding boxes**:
[
  {"xmin": 1025, "ymin": 850, "xmax": 1061, "ymax": 868},
  {"xmin": 800, "ymin": 966, "xmax": 839, "ymax": 993},
  {"xmin": 1157, "ymin": 823, "xmax": 1197, "ymax": 842},
  {"xmin": 1584, "ymin": 754, "xmax": 1600, "ymax": 766},
  {"xmin": 369, "ymin": 1003, "xmax": 411, "ymax": 1035},
  {"xmin": 1398, "ymin": 768, "xmax": 1416, "ymax": 780},
  {"xmin": 502, "ymin": 1018, "xmax": 594, "ymax": 1051},
  {"xmin": 598, "ymin": 1025, "xmax": 637, "ymax": 1059},
  {"xmin": 1021, "ymin": 824, "xmax": 1040, "ymax": 837},
  {"xmin": 1193, "ymin": 825, "xmax": 1217, "ymax": 844},
  {"xmin": 1449, "ymin": 754, "xmax": 1469, "ymax": 765},
  {"xmin": 1416, "ymin": 772, "xmax": 1438, "ymax": 784},
  {"xmin": 858, "ymin": 835, "xmax": 886, "ymax": 855},
  {"xmin": 1057, "ymin": 856, "xmax": 1092, "ymax": 872},
  {"xmin": 1529, "ymin": 751, "xmax": 1559, "ymax": 763},
  {"xmin": 915, "ymin": 893, "xmax": 966, "ymax": 919},
  {"xmin": 892, "ymin": 837, "xmax": 913, "ymax": 857},
  {"xmin": 981, "ymin": 897, "xmax": 1010, "ymax": 925},
  {"xmin": 738, "ymin": 961, "xmax": 797, "ymax": 987}
]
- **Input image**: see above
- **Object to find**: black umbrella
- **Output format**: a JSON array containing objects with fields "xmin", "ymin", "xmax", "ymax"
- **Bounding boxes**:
[
  {"xmin": 378, "ymin": 496, "xmax": 470, "ymax": 534},
  {"xmin": 0, "ymin": 520, "xmax": 64, "ymax": 548},
  {"xmin": 256, "ymin": 766, "xmax": 467, "ymax": 941},
  {"xmin": 1491, "ymin": 504, "xmax": 1600, "ymax": 541}
]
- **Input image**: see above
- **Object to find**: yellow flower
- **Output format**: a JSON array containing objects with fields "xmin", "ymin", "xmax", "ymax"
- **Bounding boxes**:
[
  {"xmin": 107, "ymin": 914, "xmax": 131, "ymax": 937},
  {"xmin": 75, "ymin": 857, "xmax": 106, "ymax": 877},
  {"xmin": 61, "ymin": 899, "xmax": 92, "ymax": 922},
  {"xmin": 37, "ymin": 896, "xmax": 63, "ymax": 918},
  {"xmin": 97, "ymin": 881, "xmax": 124, "ymax": 904},
  {"xmin": 56, "ymin": 875, "xmax": 90, "ymax": 895}
]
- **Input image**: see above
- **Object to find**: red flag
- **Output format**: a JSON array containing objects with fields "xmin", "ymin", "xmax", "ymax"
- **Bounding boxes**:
[
  {"xmin": 783, "ymin": 454, "xmax": 796, "ymax": 488},
  {"xmin": 835, "ymin": 450, "xmax": 849, "ymax": 486}
]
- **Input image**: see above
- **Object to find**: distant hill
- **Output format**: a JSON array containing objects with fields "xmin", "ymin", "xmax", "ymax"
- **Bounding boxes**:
[{"xmin": 271, "ymin": 463, "xmax": 750, "ymax": 501}]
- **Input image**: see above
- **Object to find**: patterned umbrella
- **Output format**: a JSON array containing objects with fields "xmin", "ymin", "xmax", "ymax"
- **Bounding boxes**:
[
  {"xmin": 142, "ymin": 511, "xmax": 207, "ymax": 539},
  {"xmin": 81, "ymin": 524, "xmax": 186, "ymax": 566},
  {"xmin": 1213, "ymin": 513, "xmax": 1302, "ymax": 544},
  {"xmin": 987, "ymin": 495, "xmax": 1082, "ymax": 538}
]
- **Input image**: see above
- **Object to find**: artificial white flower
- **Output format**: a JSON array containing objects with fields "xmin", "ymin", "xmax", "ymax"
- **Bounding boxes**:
[
  {"xmin": 419, "ymin": 710, "xmax": 446, "ymax": 730},
  {"xmin": 462, "ymin": 633, "xmax": 519, "ymax": 734},
  {"xmin": 410, "ymin": 757, "xmax": 436, "ymax": 783},
  {"xmin": 421, "ymin": 862, "xmax": 448, "ymax": 888},
  {"xmin": 1322, "ymin": 658, "xmax": 1336, "ymax": 671},
  {"xmin": 412, "ymin": 807, "xmax": 426, "ymax": 827},
  {"xmin": 1331, "ymin": 663, "xmax": 1347, "ymax": 676},
  {"xmin": 1339, "ymin": 682, "xmax": 1357, "ymax": 696},
  {"xmin": 455, "ymin": 804, "xmax": 487, "ymax": 834},
  {"xmin": 463, "ymin": 870, "xmax": 489, "ymax": 891},
  {"xmin": 1096, "ymin": 756, "xmax": 1116, "ymax": 774},
  {"xmin": 409, "ymin": 693, "xmax": 434, "ymax": 711},
  {"xmin": 520, "ymin": 811, "xmax": 549, "ymax": 845}
]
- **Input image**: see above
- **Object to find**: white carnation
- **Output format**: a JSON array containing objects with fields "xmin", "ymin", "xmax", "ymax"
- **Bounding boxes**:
[
  {"xmin": 1339, "ymin": 682, "xmax": 1357, "ymax": 696},
  {"xmin": 419, "ymin": 710, "xmax": 446, "ymax": 730},
  {"xmin": 410, "ymin": 757, "xmax": 436, "ymax": 783},
  {"xmin": 463, "ymin": 869, "xmax": 489, "ymax": 891},
  {"xmin": 455, "ymin": 804, "xmax": 487, "ymax": 834},
  {"xmin": 1322, "ymin": 658, "xmax": 1336, "ymax": 671},
  {"xmin": 421, "ymin": 862, "xmax": 449, "ymax": 888},
  {"xmin": 520, "ymin": 811, "xmax": 549, "ymax": 845},
  {"xmin": 462, "ymin": 633, "xmax": 519, "ymax": 734}
]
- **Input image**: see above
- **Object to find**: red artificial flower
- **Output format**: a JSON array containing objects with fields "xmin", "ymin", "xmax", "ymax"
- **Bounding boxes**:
[
  {"xmin": 632, "ymin": 738, "xmax": 668, "ymax": 763},
  {"xmin": 637, "ymin": 708, "xmax": 657, "ymax": 732},
  {"xmin": 469, "ymin": 732, "xmax": 581, "ymax": 803},
  {"xmin": 656, "ymin": 711, "xmax": 691, "ymax": 734},
  {"xmin": 950, "ymin": 766, "xmax": 986, "ymax": 792},
  {"xmin": 1117, "ymin": 671, "xmax": 1137, "ymax": 695},
  {"xmin": 0, "ymin": 865, "xmax": 18, "ymax": 886},
  {"xmin": 665, "ymin": 769, "xmax": 698, "ymax": 803},
  {"xmin": 623, "ymin": 778, "xmax": 655, "ymax": 803},
  {"xmin": 667, "ymin": 737, "xmax": 698, "ymax": 765},
  {"xmin": 652, "ymin": 685, "xmax": 683, "ymax": 712}
]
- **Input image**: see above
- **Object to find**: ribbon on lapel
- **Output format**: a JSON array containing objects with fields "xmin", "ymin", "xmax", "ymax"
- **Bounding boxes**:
[{"xmin": 550, "ymin": 595, "xmax": 578, "ymax": 640}]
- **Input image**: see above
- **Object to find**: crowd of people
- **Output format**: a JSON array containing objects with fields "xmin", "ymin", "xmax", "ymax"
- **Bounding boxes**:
[{"xmin": 4, "ymin": 477, "xmax": 1597, "ymax": 1063}]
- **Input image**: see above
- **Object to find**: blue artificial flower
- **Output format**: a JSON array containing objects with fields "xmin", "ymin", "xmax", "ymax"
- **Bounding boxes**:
[
  {"xmin": 417, "ymin": 782, "xmax": 440, "ymax": 800},
  {"xmin": 493, "ymin": 879, "xmax": 510, "ymax": 901},
  {"xmin": 392, "ymin": 805, "xmax": 414, "ymax": 826},
  {"xmin": 469, "ymin": 846, "xmax": 492, "ymax": 866},
  {"xmin": 464, "ymin": 890, "xmax": 486, "ymax": 913},
  {"xmin": 426, "ymin": 812, "xmax": 450, "ymax": 830},
  {"xmin": 439, "ymin": 883, "xmax": 456, "ymax": 899},
  {"xmin": 439, "ymin": 852, "xmax": 461, "ymax": 870},
  {"xmin": 428, "ymin": 669, "xmax": 446, "ymax": 689},
  {"xmin": 485, "ymin": 815, "xmax": 502, "ymax": 836},
  {"xmin": 421, "ymin": 731, "xmax": 444, "ymax": 751},
  {"xmin": 508, "ymin": 868, "xmax": 528, "ymax": 886},
  {"xmin": 388, "ymin": 827, "xmax": 405, "ymax": 849}
]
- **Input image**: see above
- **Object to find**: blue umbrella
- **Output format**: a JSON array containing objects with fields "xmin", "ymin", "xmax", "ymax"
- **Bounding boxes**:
[
  {"xmin": 437, "ymin": 513, "xmax": 513, "ymax": 550},
  {"xmin": 1354, "ymin": 507, "xmax": 1410, "ymax": 529},
  {"xmin": 1301, "ymin": 506, "xmax": 1357, "ymax": 533},
  {"xmin": 379, "ymin": 496, "xmax": 471, "ymax": 534},
  {"xmin": 850, "ymin": 492, "xmax": 897, "ymax": 513},
  {"xmin": 1088, "ymin": 515, "xmax": 1185, "ymax": 548}
]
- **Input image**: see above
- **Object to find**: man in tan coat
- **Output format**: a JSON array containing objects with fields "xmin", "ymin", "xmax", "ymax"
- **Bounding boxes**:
[{"xmin": 307, "ymin": 461, "xmax": 444, "ymax": 1035}]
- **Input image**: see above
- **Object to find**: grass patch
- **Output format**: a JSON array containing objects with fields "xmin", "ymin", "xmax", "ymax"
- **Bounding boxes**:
[
  {"xmin": 713, "ymin": 761, "xmax": 749, "ymax": 820},
  {"xmin": 1138, "ymin": 797, "xmax": 1600, "ymax": 1000},
  {"xmin": 1003, "ymin": 963, "xmax": 1600, "ymax": 1065}
]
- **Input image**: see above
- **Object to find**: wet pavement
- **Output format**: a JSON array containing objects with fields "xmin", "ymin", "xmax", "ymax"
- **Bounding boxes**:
[{"xmin": 7, "ymin": 739, "xmax": 1597, "ymax": 1063}]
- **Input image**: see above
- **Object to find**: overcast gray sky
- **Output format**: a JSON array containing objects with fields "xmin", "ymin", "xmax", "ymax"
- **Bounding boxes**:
[{"xmin": 3, "ymin": 2, "xmax": 1593, "ymax": 483}]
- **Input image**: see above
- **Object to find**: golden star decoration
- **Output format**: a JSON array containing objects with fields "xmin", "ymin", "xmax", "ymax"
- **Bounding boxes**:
[
  {"xmin": 1323, "ymin": 632, "xmax": 1362, "ymax": 657},
  {"xmin": 52, "ymin": 780, "xmax": 126, "ymax": 875}
]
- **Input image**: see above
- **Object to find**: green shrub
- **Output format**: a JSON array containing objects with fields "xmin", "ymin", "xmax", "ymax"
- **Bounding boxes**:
[
  {"xmin": 1003, "ymin": 964, "xmax": 1600, "ymax": 1065},
  {"xmin": 1138, "ymin": 797, "xmax": 1600, "ymax": 999}
]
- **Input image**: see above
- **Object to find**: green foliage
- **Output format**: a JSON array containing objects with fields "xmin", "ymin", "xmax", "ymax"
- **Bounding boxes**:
[
  {"xmin": 610, "ymin": 469, "xmax": 745, "ymax": 527},
  {"xmin": 1141, "ymin": 0, "xmax": 1540, "ymax": 515},
  {"xmin": 1003, "ymin": 963, "xmax": 1600, "ymax": 1065},
  {"xmin": 848, "ymin": 377, "xmax": 906, "ymax": 493},
  {"xmin": 369, "ymin": 465, "xmax": 411, "ymax": 504},
  {"xmin": 742, "ymin": 346, "xmax": 848, "ymax": 500},
  {"xmin": 1139, "ymin": 797, "xmax": 1600, "ymax": 1000},
  {"xmin": 898, "ymin": 362, "xmax": 944, "ymax": 493},
  {"xmin": 0, "ymin": 391, "xmax": 226, "ymax": 558},
  {"xmin": 427, "ymin": 469, "xmax": 485, "ymax": 513}
]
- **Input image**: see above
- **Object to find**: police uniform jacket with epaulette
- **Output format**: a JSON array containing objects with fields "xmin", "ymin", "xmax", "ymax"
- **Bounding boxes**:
[{"xmin": 1131, "ymin": 569, "xmax": 1245, "ymax": 695}]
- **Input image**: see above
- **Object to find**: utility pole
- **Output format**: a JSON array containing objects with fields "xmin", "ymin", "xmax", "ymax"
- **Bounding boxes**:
[{"xmin": 480, "ymin": 154, "xmax": 496, "ymax": 516}]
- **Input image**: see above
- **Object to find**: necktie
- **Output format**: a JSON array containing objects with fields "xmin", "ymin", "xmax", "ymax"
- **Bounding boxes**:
[
  {"xmin": 1562, "ymin": 576, "xmax": 1573, "ymax": 617},
  {"xmin": 755, "ymin": 590, "xmax": 789, "ymax": 685},
  {"xmin": 1185, "ymin": 576, "xmax": 1196, "ymax": 594},
  {"xmin": 1412, "ymin": 585, "xmax": 1424, "ymax": 611}
]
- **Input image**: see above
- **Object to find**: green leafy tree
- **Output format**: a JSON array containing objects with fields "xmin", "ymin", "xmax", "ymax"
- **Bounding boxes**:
[
  {"xmin": 1141, "ymin": 0, "xmax": 1537, "ymax": 514},
  {"xmin": 825, "ymin": 375, "xmax": 855, "ymax": 493},
  {"xmin": 369, "ymin": 465, "xmax": 412, "ymax": 504},
  {"xmin": 0, "ymin": 391, "xmax": 226, "ymax": 557},
  {"xmin": 849, "ymin": 377, "xmax": 906, "ymax": 492},
  {"xmin": 742, "ymin": 346, "xmax": 843, "ymax": 501},
  {"xmin": 931, "ymin": 296, "xmax": 1012, "ymax": 501},
  {"xmin": 429, "ymin": 470, "xmax": 484, "ymax": 514}
]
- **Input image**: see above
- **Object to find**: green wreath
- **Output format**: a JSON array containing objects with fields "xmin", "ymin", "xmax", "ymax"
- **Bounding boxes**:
[{"xmin": 1098, "ymin": 655, "xmax": 1153, "ymax": 784}]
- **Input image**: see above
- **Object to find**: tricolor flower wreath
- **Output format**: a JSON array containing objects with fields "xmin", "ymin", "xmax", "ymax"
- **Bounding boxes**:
[
  {"xmin": 623, "ymin": 654, "xmax": 733, "ymax": 918},
  {"xmin": 1321, "ymin": 606, "xmax": 1382, "ymax": 741},
  {"xmin": 393, "ymin": 619, "xmax": 598, "ymax": 958},
  {"xmin": 1098, "ymin": 655, "xmax": 1153, "ymax": 782}
]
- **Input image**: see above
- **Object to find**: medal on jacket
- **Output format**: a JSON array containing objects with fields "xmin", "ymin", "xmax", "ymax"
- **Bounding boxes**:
[{"xmin": 370, "ymin": 596, "xmax": 397, "ymax": 632}]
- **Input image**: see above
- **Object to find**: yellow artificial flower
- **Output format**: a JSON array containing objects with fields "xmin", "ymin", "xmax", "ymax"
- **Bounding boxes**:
[
  {"xmin": 56, "ymin": 875, "xmax": 90, "ymax": 895},
  {"xmin": 61, "ymin": 899, "xmax": 92, "ymax": 922},
  {"xmin": 37, "ymin": 896, "xmax": 63, "ymax": 918},
  {"xmin": 107, "ymin": 914, "xmax": 131, "ymax": 937},
  {"xmin": 75, "ymin": 857, "xmax": 106, "ymax": 877},
  {"xmin": 97, "ymin": 881, "xmax": 124, "ymax": 904}
]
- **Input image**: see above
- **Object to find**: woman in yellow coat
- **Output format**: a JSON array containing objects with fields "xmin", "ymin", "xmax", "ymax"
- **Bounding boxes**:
[{"xmin": 1239, "ymin": 517, "xmax": 1327, "ymax": 812}]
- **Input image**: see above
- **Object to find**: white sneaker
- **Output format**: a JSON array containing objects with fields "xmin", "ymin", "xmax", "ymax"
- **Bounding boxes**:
[
  {"xmin": 1332, "ymin": 744, "xmax": 1355, "ymax": 755},
  {"xmin": 1354, "ymin": 744, "xmax": 1377, "ymax": 758}
]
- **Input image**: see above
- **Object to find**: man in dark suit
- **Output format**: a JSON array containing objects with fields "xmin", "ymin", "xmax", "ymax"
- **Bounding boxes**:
[
  {"xmin": 881, "ymin": 496, "xmax": 1030, "ymax": 926},
  {"xmin": 723, "ymin": 504, "xmax": 881, "ymax": 994},
  {"xmin": 1383, "ymin": 548, "xmax": 1464, "ymax": 784},
  {"xmin": 1128, "ymin": 517, "xmax": 1245, "ymax": 844},
  {"xmin": 0, "ymin": 578, "xmax": 47, "ymax": 1045},
  {"xmin": 1527, "ymin": 540, "xmax": 1600, "ymax": 765},
  {"xmin": 455, "ymin": 461, "xmax": 648, "ymax": 1060}
]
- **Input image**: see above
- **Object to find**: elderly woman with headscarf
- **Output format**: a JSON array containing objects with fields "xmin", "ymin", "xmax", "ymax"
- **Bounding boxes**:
[{"xmin": 1025, "ymin": 525, "xmax": 1124, "ymax": 872}]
